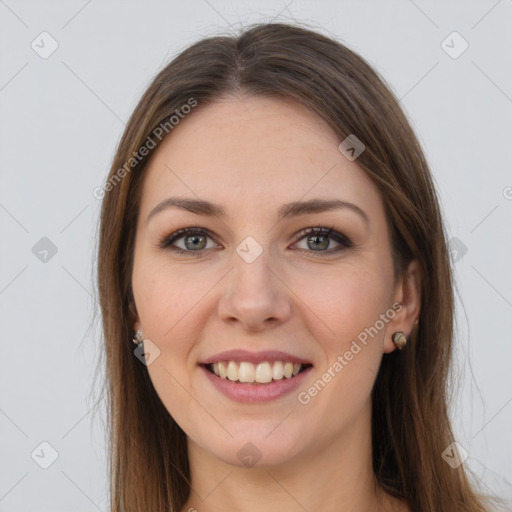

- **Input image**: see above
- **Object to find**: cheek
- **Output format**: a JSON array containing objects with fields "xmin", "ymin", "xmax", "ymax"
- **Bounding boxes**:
[
  {"xmin": 297, "ymin": 263, "xmax": 389, "ymax": 348},
  {"xmin": 295, "ymin": 265, "xmax": 391, "ymax": 409},
  {"xmin": 296, "ymin": 269, "xmax": 388, "ymax": 421},
  {"xmin": 133, "ymin": 258, "xmax": 213, "ymax": 341},
  {"xmin": 131, "ymin": 270, "xmax": 186, "ymax": 407},
  {"xmin": 134, "ymin": 264, "xmax": 203, "ymax": 412}
]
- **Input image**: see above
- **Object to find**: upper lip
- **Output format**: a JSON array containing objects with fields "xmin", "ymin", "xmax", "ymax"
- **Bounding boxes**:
[{"xmin": 200, "ymin": 349, "xmax": 313, "ymax": 366}]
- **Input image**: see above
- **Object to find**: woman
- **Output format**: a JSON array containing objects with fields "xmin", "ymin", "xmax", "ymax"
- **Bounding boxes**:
[{"xmin": 96, "ymin": 21, "xmax": 503, "ymax": 512}]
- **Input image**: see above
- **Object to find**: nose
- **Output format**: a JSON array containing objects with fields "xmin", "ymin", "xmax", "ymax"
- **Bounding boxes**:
[{"xmin": 217, "ymin": 248, "xmax": 293, "ymax": 332}]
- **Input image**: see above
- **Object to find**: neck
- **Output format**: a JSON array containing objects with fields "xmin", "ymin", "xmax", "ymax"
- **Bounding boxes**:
[{"xmin": 180, "ymin": 401, "xmax": 403, "ymax": 512}]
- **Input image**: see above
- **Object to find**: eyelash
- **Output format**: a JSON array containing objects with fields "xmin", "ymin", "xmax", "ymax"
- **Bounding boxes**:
[{"xmin": 156, "ymin": 226, "xmax": 353, "ymax": 257}]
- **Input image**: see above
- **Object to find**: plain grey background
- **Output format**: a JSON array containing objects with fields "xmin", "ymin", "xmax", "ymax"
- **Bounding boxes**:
[{"xmin": 1, "ymin": 0, "xmax": 511, "ymax": 510}]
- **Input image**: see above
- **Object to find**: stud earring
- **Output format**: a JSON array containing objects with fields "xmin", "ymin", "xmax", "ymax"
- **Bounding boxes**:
[
  {"xmin": 132, "ymin": 329, "xmax": 144, "ymax": 346},
  {"xmin": 392, "ymin": 331, "xmax": 407, "ymax": 350}
]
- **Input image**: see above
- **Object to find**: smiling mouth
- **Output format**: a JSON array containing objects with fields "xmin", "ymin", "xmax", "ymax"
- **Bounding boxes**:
[{"xmin": 202, "ymin": 361, "xmax": 313, "ymax": 384}]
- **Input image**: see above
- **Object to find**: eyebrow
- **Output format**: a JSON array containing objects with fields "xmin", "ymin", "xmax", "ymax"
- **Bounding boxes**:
[{"xmin": 146, "ymin": 196, "xmax": 369, "ymax": 225}]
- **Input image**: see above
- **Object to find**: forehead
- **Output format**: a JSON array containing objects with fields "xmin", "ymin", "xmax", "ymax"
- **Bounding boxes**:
[{"xmin": 139, "ymin": 95, "xmax": 384, "ymax": 223}]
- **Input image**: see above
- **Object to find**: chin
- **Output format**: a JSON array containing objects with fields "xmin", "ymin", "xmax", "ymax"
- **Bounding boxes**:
[{"xmin": 201, "ymin": 427, "xmax": 306, "ymax": 469}]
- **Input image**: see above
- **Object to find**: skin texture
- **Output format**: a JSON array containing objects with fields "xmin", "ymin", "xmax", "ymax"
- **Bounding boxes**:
[{"xmin": 131, "ymin": 94, "xmax": 421, "ymax": 512}]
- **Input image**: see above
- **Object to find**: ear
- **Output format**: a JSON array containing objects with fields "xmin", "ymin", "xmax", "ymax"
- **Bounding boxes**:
[
  {"xmin": 383, "ymin": 259, "xmax": 422, "ymax": 354},
  {"xmin": 128, "ymin": 294, "xmax": 141, "ymax": 333}
]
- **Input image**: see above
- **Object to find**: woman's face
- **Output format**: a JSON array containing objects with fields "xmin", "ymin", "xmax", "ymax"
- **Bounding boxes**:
[{"xmin": 131, "ymin": 94, "xmax": 417, "ymax": 468}]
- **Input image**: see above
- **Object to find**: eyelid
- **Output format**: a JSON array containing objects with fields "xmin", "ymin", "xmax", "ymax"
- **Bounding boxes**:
[
  {"xmin": 157, "ymin": 225, "xmax": 353, "ymax": 255},
  {"xmin": 156, "ymin": 227, "xmax": 219, "ymax": 253},
  {"xmin": 292, "ymin": 226, "xmax": 352, "ymax": 255}
]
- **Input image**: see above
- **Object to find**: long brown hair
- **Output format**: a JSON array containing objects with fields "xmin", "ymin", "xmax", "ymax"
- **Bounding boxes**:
[{"xmin": 95, "ymin": 21, "xmax": 503, "ymax": 512}]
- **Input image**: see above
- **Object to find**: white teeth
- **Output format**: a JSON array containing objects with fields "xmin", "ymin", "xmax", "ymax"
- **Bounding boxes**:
[
  {"xmin": 208, "ymin": 360, "xmax": 308, "ymax": 384},
  {"xmin": 227, "ymin": 361, "xmax": 238, "ymax": 381},
  {"xmin": 272, "ymin": 361, "xmax": 284, "ymax": 380},
  {"xmin": 238, "ymin": 362, "xmax": 255, "ymax": 383},
  {"xmin": 255, "ymin": 362, "xmax": 273, "ymax": 383}
]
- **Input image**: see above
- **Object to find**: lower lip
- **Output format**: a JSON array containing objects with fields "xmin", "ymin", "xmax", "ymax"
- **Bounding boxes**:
[{"xmin": 200, "ymin": 365, "xmax": 313, "ymax": 403}]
